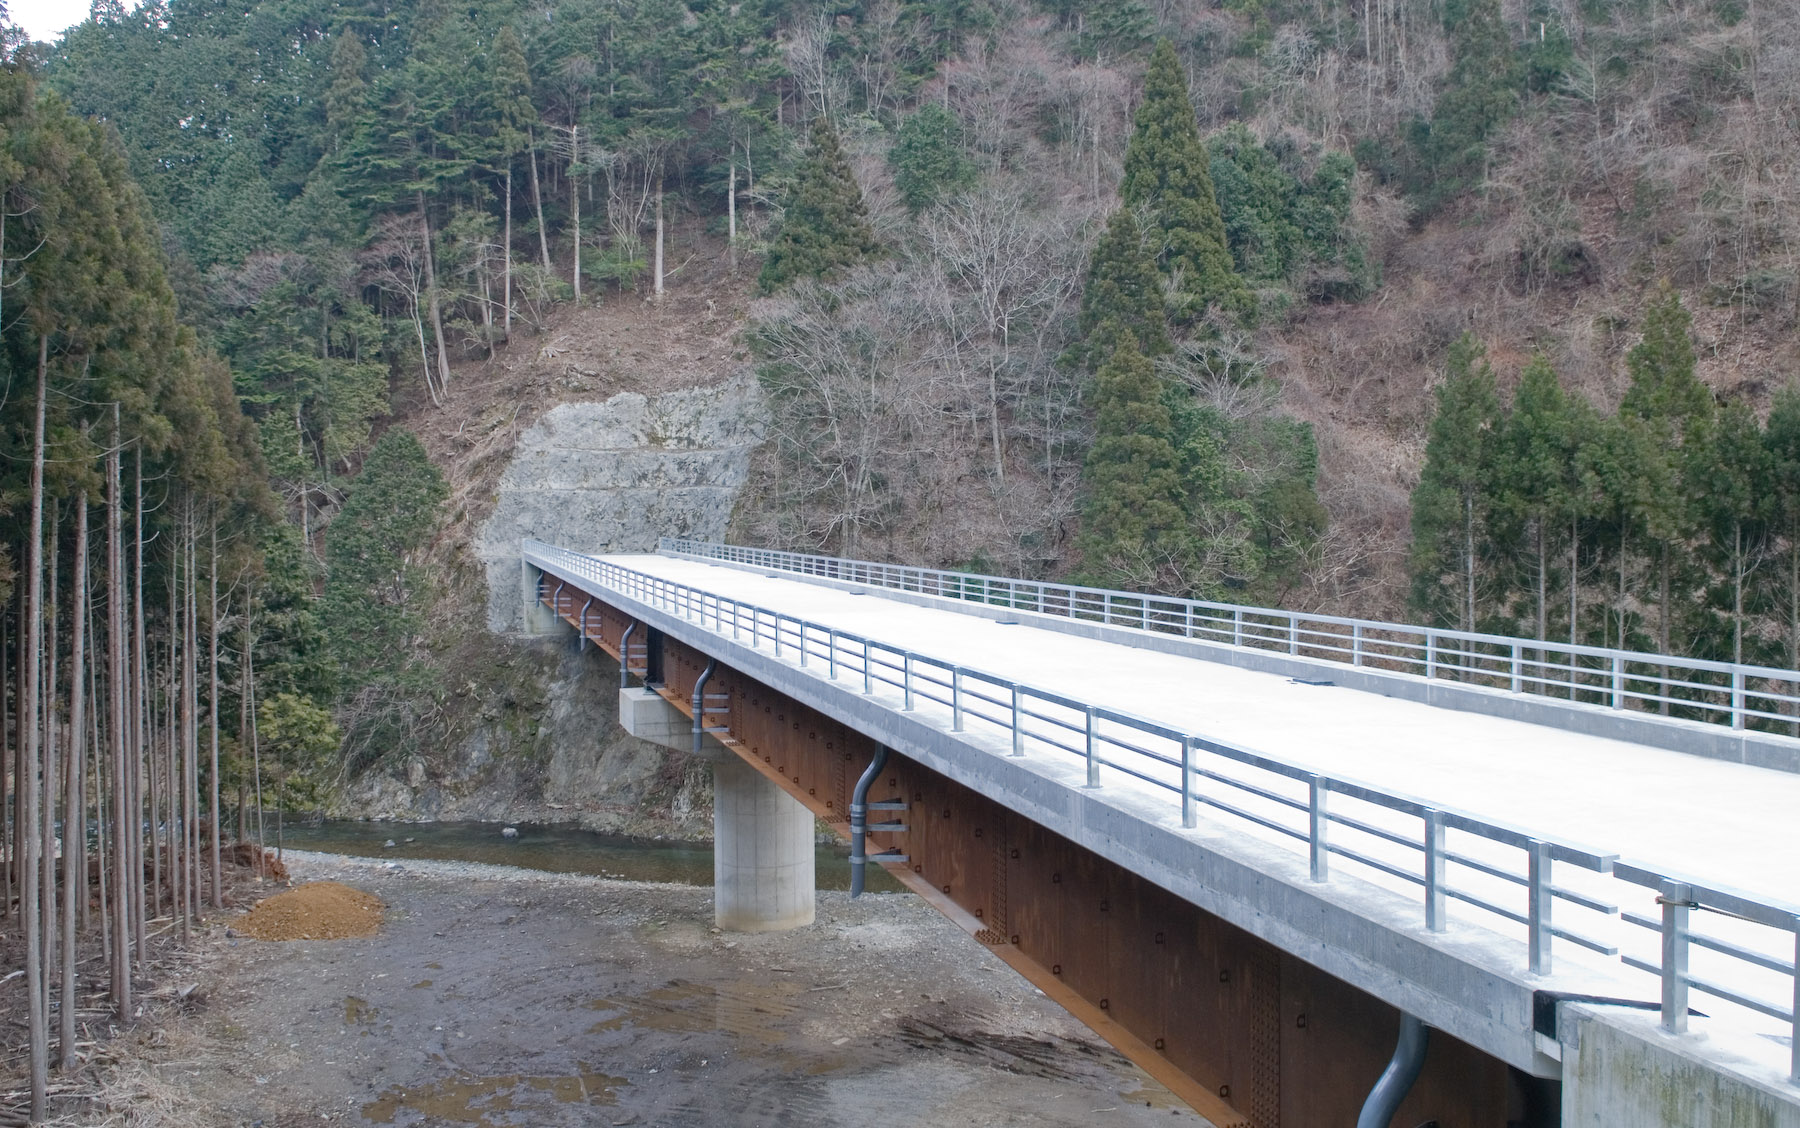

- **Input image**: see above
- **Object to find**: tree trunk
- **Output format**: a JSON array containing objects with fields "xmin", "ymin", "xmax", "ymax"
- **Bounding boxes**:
[
  {"xmin": 727, "ymin": 162, "xmax": 737, "ymax": 271},
  {"xmin": 570, "ymin": 126, "xmax": 581, "ymax": 304},
  {"xmin": 24, "ymin": 334, "xmax": 49, "ymax": 1121},
  {"xmin": 132, "ymin": 447, "xmax": 147, "ymax": 965},
  {"xmin": 1462, "ymin": 492, "xmax": 1476, "ymax": 633},
  {"xmin": 530, "ymin": 134, "xmax": 552, "ymax": 273},
  {"xmin": 503, "ymin": 162, "xmax": 514, "ymax": 339},
  {"xmin": 418, "ymin": 197, "xmax": 452, "ymax": 400},
  {"xmin": 653, "ymin": 180, "xmax": 665, "ymax": 300},
  {"xmin": 61, "ymin": 493, "xmax": 88, "ymax": 1070},
  {"xmin": 108, "ymin": 408, "xmax": 130, "ymax": 1011},
  {"xmin": 43, "ymin": 498, "xmax": 59, "ymax": 1008},
  {"xmin": 208, "ymin": 517, "xmax": 221, "ymax": 909}
]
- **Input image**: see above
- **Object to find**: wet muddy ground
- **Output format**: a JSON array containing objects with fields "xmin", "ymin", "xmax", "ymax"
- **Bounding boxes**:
[{"xmin": 170, "ymin": 851, "xmax": 1204, "ymax": 1127}]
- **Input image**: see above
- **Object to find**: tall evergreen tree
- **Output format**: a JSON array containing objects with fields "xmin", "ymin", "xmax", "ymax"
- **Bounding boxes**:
[
  {"xmin": 1764, "ymin": 386, "xmax": 1800, "ymax": 672},
  {"xmin": 759, "ymin": 115, "xmax": 882, "ymax": 292},
  {"xmin": 1691, "ymin": 401, "xmax": 1772, "ymax": 664},
  {"xmin": 1120, "ymin": 39, "xmax": 1251, "ymax": 325},
  {"xmin": 1069, "ymin": 208, "xmax": 1170, "ymax": 371},
  {"xmin": 1621, "ymin": 281, "xmax": 1712, "ymax": 654},
  {"xmin": 1079, "ymin": 331, "xmax": 1187, "ymax": 588},
  {"xmin": 1409, "ymin": 333, "xmax": 1501, "ymax": 631},
  {"xmin": 1495, "ymin": 354, "xmax": 1578, "ymax": 640},
  {"xmin": 889, "ymin": 103, "xmax": 975, "ymax": 213}
]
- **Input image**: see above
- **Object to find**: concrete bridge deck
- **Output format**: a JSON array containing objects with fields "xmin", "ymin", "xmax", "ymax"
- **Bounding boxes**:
[{"xmin": 523, "ymin": 540, "xmax": 1800, "ymax": 1125}]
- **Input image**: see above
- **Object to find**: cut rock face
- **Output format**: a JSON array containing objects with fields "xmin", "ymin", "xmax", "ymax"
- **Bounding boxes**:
[{"xmin": 477, "ymin": 373, "xmax": 766, "ymax": 633}]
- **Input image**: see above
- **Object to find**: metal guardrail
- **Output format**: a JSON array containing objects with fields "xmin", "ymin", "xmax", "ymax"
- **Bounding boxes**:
[
  {"xmin": 660, "ymin": 538, "xmax": 1800, "ymax": 737},
  {"xmin": 527, "ymin": 539, "xmax": 1800, "ymax": 1082}
]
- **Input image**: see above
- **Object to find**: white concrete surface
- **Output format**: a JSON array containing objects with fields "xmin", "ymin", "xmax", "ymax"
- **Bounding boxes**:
[
  {"xmin": 604, "ymin": 553, "xmax": 1800, "ymax": 907},
  {"xmin": 712, "ymin": 755, "xmax": 816, "ymax": 932}
]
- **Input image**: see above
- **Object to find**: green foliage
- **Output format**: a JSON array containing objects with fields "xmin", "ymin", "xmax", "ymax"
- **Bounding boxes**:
[
  {"xmin": 321, "ymin": 428, "xmax": 447, "ymax": 691},
  {"xmin": 760, "ymin": 116, "xmax": 883, "ymax": 292},
  {"xmin": 1206, "ymin": 126, "xmax": 1374, "ymax": 301},
  {"xmin": 1409, "ymin": 333, "xmax": 1502, "ymax": 629},
  {"xmin": 1078, "ymin": 332, "xmax": 1187, "ymax": 587},
  {"xmin": 890, "ymin": 103, "xmax": 976, "ymax": 213},
  {"xmin": 1623, "ymin": 281, "xmax": 1709, "ymax": 431},
  {"xmin": 1121, "ymin": 40, "xmax": 1253, "ymax": 326},
  {"xmin": 1069, "ymin": 208, "xmax": 1171, "ymax": 370},
  {"xmin": 257, "ymin": 691, "xmax": 343, "ymax": 805},
  {"xmin": 1404, "ymin": 0, "xmax": 1522, "ymax": 213}
]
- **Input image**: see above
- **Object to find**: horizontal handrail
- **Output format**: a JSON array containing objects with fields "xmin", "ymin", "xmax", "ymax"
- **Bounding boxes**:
[
  {"xmin": 660, "ymin": 538, "xmax": 1800, "ymax": 739},
  {"xmin": 530, "ymin": 539, "xmax": 1800, "ymax": 1082}
]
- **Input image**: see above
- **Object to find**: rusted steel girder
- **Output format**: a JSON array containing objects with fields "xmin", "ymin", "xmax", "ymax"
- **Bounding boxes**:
[{"xmin": 542, "ymin": 589, "xmax": 1522, "ymax": 1128}]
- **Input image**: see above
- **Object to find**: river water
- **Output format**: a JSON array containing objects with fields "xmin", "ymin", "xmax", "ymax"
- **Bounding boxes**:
[{"xmin": 274, "ymin": 819, "xmax": 904, "ymax": 892}]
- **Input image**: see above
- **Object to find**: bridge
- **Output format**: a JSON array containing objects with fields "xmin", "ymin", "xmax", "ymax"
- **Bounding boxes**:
[{"xmin": 519, "ymin": 537, "xmax": 1800, "ymax": 1128}]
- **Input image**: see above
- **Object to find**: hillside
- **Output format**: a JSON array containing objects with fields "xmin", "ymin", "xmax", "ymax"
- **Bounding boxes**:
[{"xmin": 15, "ymin": 0, "xmax": 1800, "ymax": 819}]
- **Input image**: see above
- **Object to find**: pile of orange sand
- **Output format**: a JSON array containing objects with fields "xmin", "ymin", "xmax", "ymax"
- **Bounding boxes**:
[{"xmin": 238, "ymin": 881, "xmax": 384, "ymax": 941}]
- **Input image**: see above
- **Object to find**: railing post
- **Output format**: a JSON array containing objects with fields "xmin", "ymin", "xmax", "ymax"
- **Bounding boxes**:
[
  {"xmin": 863, "ymin": 640, "xmax": 874, "ymax": 695},
  {"xmin": 1511, "ymin": 643, "xmax": 1523, "ymax": 694},
  {"xmin": 1426, "ymin": 631, "xmax": 1437, "ymax": 679},
  {"xmin": 828, "ymin": 629, "xmax": 838, "ymax": 680},
  {"xmin": 1233, "ymin": 608, "xmax": 1244, "ymax": 647},
  {"xmin": 1528, "ymin": 839, "xmax": 1553, "ymax": 975},
  {"xmin": 731, "ymin": 599, "xmax": 740, "ymax": 641},
  {"xmin": 904, "ymin": 653, "xmax": 916, "ymax": 711},
  {"xmin": 1424, "ymin": 809, "xmax": 1446, "ymax": 932},
  {"xmin": 1659, "ymin": 881, "xmax": 1692, "ymax": 1033},
  {"xmin": 798, "ymin": 624, "xmax": 807, "ymax": 668},
  {"xmin": 1085, "ymin": 706, "xmax": 1101, "ymax": 787},
  {"xmin": 1352, "ymin": 623, "xmax": 1364, "ymax": 666},
  {"xmin": 1790, "ymin": 924, "xmax": 1799, "ymax": 1084},
  {"xmin": 1732, "ymin": 669, "xmax": 1746, "ymax": 730},
  {"xmin": 1309, "ymin": 776, "xmax": 1329, "ymax": 881},
  {"xmin": 1186, "ymin": 603, "xmax": 1195, "ymax": 639},
  {"xmin": 953, "ymin": 669, "xmax": 965, "ymax": 732},
  {"xmin": 1181, "ymin": 737, "xmax": 1197, "ymax": 829},
  {"xmin": 1011, "ymin": 685, "xmax": 1024, "ymax": 756},
  {"xmin": 775, "ymin": 616, "xmax": 784, "ymax": 660},
  {"xmin": 1104, "ymin": 592, "xmax": 1113, "ymax": 625},
  {"xmin": 1289, "ymin": 617, "xmax": 1300, "ymax": 655},
  {"xmin": 1612, "ymin": 654, "xmax": 1625, "ymax": 709}
]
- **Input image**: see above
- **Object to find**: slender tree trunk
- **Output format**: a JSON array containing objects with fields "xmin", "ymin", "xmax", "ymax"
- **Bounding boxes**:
[
  {"xmin": 529, "ymin": 134, "xmax": 552, "ymax": 273},
  {"xmin": 570, "ymin": 126, "xmax": 581, "ymax": 304},
  {"xmin": 653, "ymin": 180, "xmax": 665, "ymax": 299},
  {"xmin": 61, "ymin": 494, "xmax": 88, "ymax": 1070},
  {"xmin": 184, "ymin": 515, "xmax": 198, "ymax": 935},
  {"xmin": 727, "ymin": 162, "xmax": 737, "ymax": 271},
  {"xmin": 1569, "ymin": 516, "xmax": 1580, "ymax": 701},
  {"xmin": 418, "ymin": 196, "xmax": 452, "ymax": 399},
  {"xmin": 24, "ymin": 334, "xmax": 50, "ymax": 1122},
  {"xmin": 503, "ymin": 162, "xmax": 514, "ymax": 339},
  {"xmin": 1462, "ymin": 493, "xmax": 1476, "ymax": 633},
  {"xmin": 43, "ymin": 499, "xmax": 59, "ymax": 1006},
  {"xmin": 2, "ymin": 589, "xmax": 10, "ymax": 925},
  {"xmin": 1535, "ymin": 519, "xmax": 1547, "ymax": 642},
  {"xmin": 132, "ymin": 448, "xmax": 147, "ymax": 964},
  {"xmin": 107, "ymin": 411, "xmax": 129, "ymax": 1011},
  {"xmin": 208, "ymin": 517, "xmax": 220, "ymax": 909}
]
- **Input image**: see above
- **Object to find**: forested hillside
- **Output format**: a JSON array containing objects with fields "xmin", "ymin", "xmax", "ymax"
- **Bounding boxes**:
[{"xmin": 6, "ymin": 0, "xmax": 1800, "ymax": 1107}]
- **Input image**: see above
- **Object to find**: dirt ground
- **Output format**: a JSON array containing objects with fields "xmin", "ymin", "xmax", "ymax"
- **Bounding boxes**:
[{"xmin": 127, "ymin": 851, "xmax": 1204, "ymax": 1127}]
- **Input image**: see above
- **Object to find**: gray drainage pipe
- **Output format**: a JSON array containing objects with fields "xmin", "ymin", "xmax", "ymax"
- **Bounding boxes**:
[
  {"xmin": 848, "ymin": 744, "xmax": 889, "ymax": 898},
  {"xmin": 692, "ymin": 659, "xmax": 717, "ymax": 756},
  {"xmin": 619, "ymin": 622, "xmax": 636, "ymax": 687},
  {"xmin": 1356, "ymin": 1013, "xmax": 1429, "ymax": 1128}
]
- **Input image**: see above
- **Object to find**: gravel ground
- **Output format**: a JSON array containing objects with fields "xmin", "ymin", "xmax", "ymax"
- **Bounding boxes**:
[{"xmin": 148, "ymin": 851, "xmax": 1203, "ymax": 1127}]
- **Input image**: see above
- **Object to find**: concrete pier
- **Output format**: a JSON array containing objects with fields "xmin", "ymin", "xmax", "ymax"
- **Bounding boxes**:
[
  {"xmin": 711, "ymin": 755, "xmax": 816, "ymax": 932},
  {"xmin": 619, "ymin": 686, "xmax": 815, "ymax": 931}
]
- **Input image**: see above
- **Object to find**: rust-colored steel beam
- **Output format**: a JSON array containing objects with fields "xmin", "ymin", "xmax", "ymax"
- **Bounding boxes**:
[{"xmin": 541, "ymin": 590, "xmax": 1520, "ymax": 1128}]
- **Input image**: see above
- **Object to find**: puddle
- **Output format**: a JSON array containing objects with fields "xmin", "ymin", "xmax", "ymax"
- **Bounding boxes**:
[
  {"xmin": 587, "ymin": 978, "xmax": 800, "ymax": 1046},
  {"xmin": 361, "ymin": 1066, "xmax": 625, "ymax": 1126},
  {"xmin": 344, "ymin": 996, "xmax": 377, "ymax": 1025},
  {"xmin": 277, "ymin": 819, "xmax": 903, "ymax": 892}
]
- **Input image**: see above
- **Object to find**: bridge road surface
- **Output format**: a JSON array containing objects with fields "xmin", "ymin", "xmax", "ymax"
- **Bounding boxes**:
[{"xmin": 600, "ymin": 552, "xmax": 1800, "ymax": 929}]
